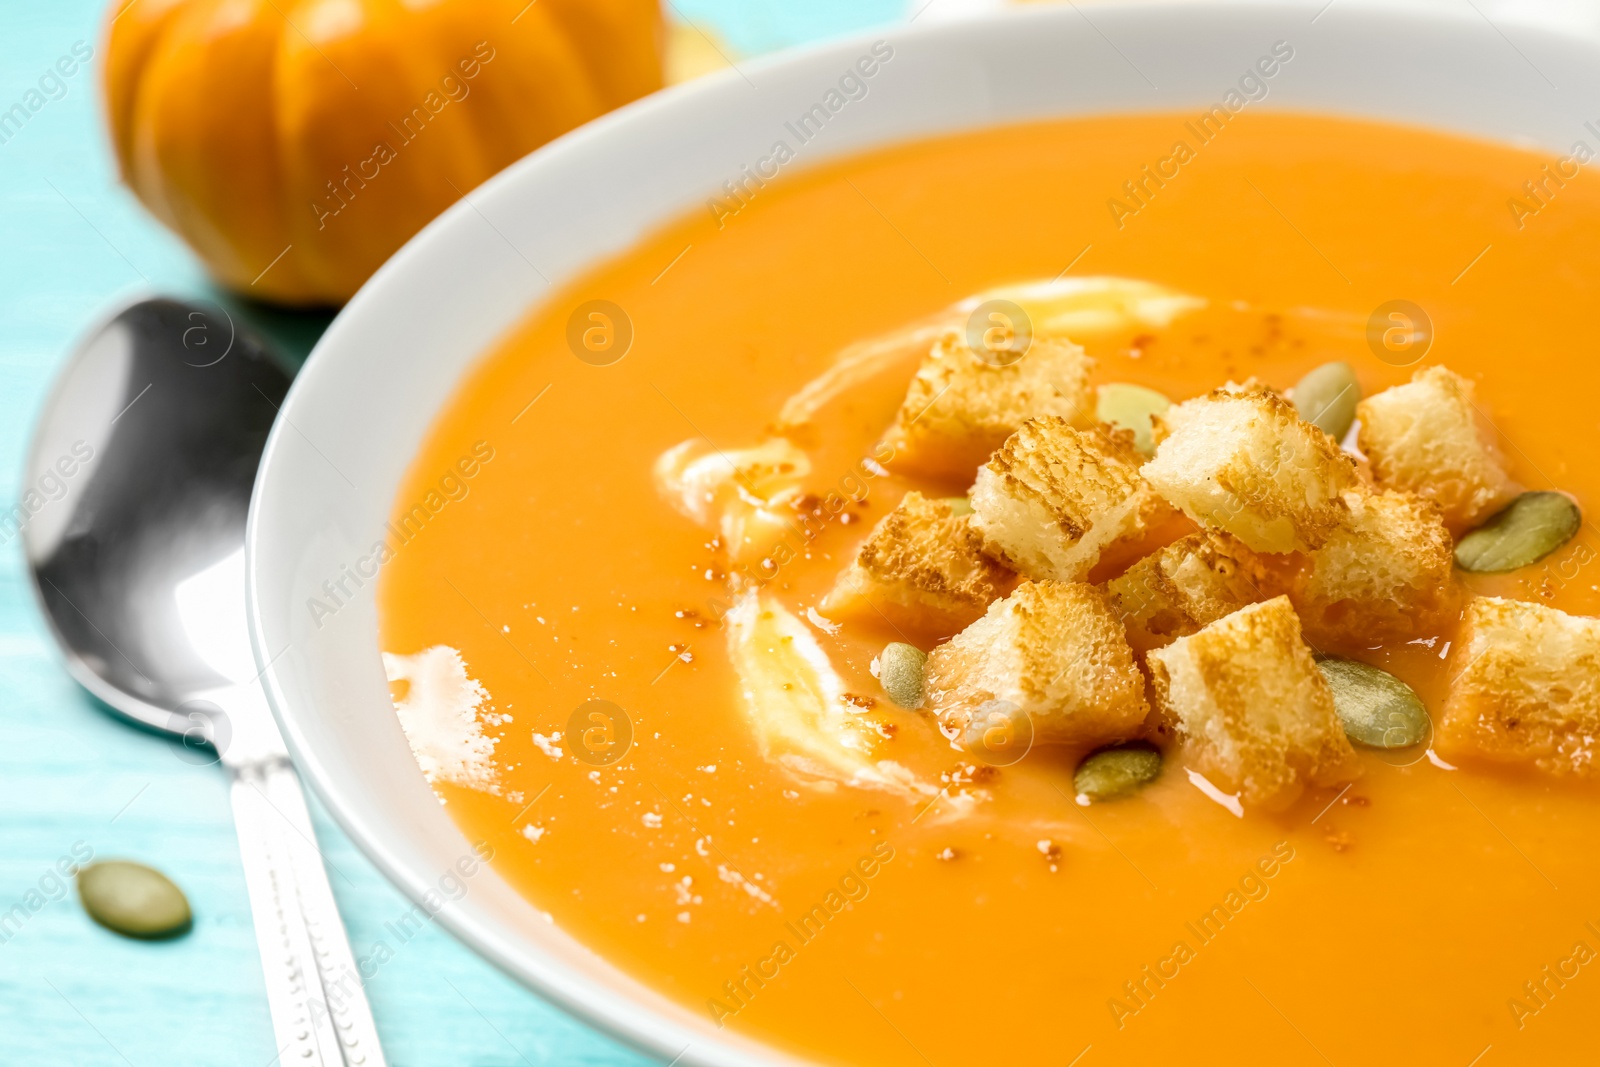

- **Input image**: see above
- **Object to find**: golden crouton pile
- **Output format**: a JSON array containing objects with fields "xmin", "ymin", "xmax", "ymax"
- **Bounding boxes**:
[{"xmin": 827, "ymin": 329, "xmax": 1597, "ymax": 810}]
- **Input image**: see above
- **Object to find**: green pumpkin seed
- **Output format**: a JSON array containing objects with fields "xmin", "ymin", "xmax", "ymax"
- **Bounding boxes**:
[
  {"xmin": 942, "ymin": 497, "xmax": 973, "ymax": 516},
  {"xmin": 1096, "ymin": 383, "xmax": 1171, "ymax": 456},
  {"xmin": 77, "ymin": 860, "xmax": 191, "ymax": 939},
  {"xmin": 1292, "ymin": 361, "xmax": 1360, "ymax": 441},
  {"xmin": 1074, "ymin": 742, "xmax": 1163, "ymax": 802},
  {"xmin": 1316, "ymin": 658, "xmax": 1430, "ymax": 749},
  {"xmin": 1455, "ymin": 491, "xmax": 1581, "ymax": 573},
  {"xmin": 879, "ymin": 642, "xmax": 927, "ymax": 709}
]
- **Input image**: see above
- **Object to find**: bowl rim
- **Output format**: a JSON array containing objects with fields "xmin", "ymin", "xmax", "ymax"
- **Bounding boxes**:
[{"xmin": 246, "ymin": 2, "xmax": 1600, "ymax": 1063}]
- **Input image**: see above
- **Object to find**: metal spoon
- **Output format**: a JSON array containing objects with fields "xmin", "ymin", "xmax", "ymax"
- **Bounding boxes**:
[{"xmin": 23, "ymin": 297, "xmax": 385, "ymax": 1067}]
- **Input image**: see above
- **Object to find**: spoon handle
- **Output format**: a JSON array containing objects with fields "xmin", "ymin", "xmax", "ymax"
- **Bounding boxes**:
[{"xmin": 232, "ymin": 757, "xmax": 388, "ymax": 1067}]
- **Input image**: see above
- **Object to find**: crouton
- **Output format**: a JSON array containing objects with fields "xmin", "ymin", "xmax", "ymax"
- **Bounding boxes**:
[
  {"xmin": 1356, "ymin": 366, "xmax": 1518, "ymax": 530},
  {"xmin": 1437, "ymin": 597, "xmax": 1600, "ymax": 777},
  {"xmin": 968, "ymin": 418, "xmax": 1177, "ymax": 582},
  {"xmin": 880, "ymin": 330, "xmax": 1093, "ymax": 478},
  {"xmin": 1147, "ymin": 596, "xmax": 1359, "ymax": 809},
  {"xmin": 1142, "ymin": 385, "xmax": 1358, "ymax": 553},
  {"xmin": 1102, "ymin": 530, "xmax": 1276, "ymax": 651},
  {"xmin": 821, "ymin": 492, "xmax": 1013, "ymax": 633},
  {"xmin": 925, "ymin": 580, "xmax": 1149, "ymax": 751},
  {"xmin": 1291, "ymin": 487, "xmax": 1456, "ymax": 645}
]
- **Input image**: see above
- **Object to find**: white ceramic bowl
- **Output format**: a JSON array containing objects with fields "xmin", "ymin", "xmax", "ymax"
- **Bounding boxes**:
[{"xmin": 247, "ymin": 4, "xmax": 1600, "ymax": 1063}]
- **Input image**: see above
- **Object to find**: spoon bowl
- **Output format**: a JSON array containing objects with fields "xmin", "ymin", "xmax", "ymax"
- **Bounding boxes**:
[
  {"xmin": 23, "ymin": 297, "xmax": 384, "ymax": 1067},
  {"xmin": 24, "ymin": 298, "xmax": 285, "ymax": 739}
]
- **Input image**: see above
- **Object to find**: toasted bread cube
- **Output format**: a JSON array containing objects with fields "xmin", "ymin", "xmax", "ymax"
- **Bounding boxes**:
[
  {"xmin": 1437, "ymin": 597, "xmax": 1600, "ymax": 777},
  {"xmin": 1356, "ymin": 366, "xmax": 1518, "ymax": 530},
  {"xmin": 1291, "ymin": 487, "xmax": 1455, "ymax": 645},
  {"xmin": 1103, "ymin": 531, "xmax": 1276, "ymax": 651},
  {"xmin": 969, "ymin": 417, "xmax": 1178, "ymax": 582},
  {"xmin": 925, "ymin": 580, "xmax": 1148, "ymax": 749},
  {"xmin": 1147, "ymin": 596, "xmax": 1359, "ymax": 809},
  {"xmin": 1142, "ymin": 385, "xmax": 1358, "ymax": 553},
  {"xmin": 821, "ymin": 492, "xmax": 1013, "ymax": 633},
  {"xmin": 880, "ymin": 331, "xmax": 1093, "ymax": 477}
]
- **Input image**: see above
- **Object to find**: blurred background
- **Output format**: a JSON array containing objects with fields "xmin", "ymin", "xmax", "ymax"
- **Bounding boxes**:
[{"xmin": 3, "ymin": 0, "xmax": 1600, "ymax": 1063}]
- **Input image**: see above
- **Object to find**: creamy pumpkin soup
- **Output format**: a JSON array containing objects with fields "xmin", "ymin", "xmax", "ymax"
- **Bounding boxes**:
[{"xmin": 379, "ymin": 113, "xmax": 1600, "ymax": 1066}]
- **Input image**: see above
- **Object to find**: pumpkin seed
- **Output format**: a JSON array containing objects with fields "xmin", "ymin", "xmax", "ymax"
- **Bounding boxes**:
[
  {"xmin": 1292, "ymin": 361, "xmax": 1360, "ymax": 441},
  {"xmin": 1074, "ymin": 742, "xmax": 1163, "ymax": 802},
  {"xmin": 942, "ymin": 497, "xmax": 973, "ymax": 516},
  {"xmin": 1316, "ymin": 658, "xmax": 1430, "ymax": 749},
  {"xmin": 879, "ymin": 642, "xmax": 927, "ymax": 709},
  {"xmin": 1455, "ymin": 491, "xmax": 1581, "ymax": 573},
  {"xmin": 1096, "ymin": 383, "xmax": 1171, "ymax": 456},
  {"xmin": 77, "ymin": 860, "xmax": 191, "ymax": 939}
]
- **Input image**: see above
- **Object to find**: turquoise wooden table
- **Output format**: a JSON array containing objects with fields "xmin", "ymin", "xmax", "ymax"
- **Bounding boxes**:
[{"xmin": 0, "ymin": 2, "xmax": 902, "ymax": 1063}]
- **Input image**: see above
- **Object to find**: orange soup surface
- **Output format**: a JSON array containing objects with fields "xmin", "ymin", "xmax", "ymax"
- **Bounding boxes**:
[{"xmin": 379, "ymin": 113, "xmax": 1600, "ymax": 1066}]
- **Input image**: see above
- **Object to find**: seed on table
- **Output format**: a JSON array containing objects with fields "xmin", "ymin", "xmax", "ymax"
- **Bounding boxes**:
[
  {"xmin": 77, "ymin": 860, "xmax": 192, "ymax": 939},
  {"xmin": 1292, "ymin": 361, "xmax": 1360, "ymax": 441},
  {"xmin": 878, "ymin": 642, "xmax": 927, "ymax": 709},
  {"xmin": 1074, "ymin": 743, "xmax": 1163, "ymax": 802},
  {"xmin": 1454, "ymin": 491, "xmax": 1581, "ymax": 573},
  {"xmin": 1316, "ymin": 657, "xmax": 1430, "ymax": 748}
]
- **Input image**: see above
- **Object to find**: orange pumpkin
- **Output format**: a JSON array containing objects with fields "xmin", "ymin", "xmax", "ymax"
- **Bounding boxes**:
[{"xmin": 104, "ymin": 0, "xmax": 663, "ymax": 305}]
